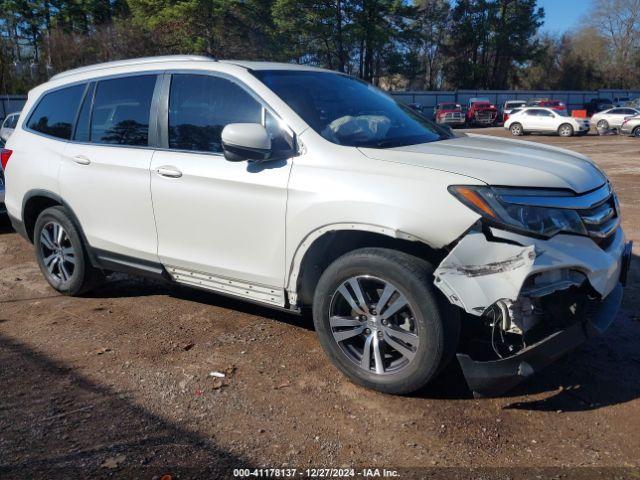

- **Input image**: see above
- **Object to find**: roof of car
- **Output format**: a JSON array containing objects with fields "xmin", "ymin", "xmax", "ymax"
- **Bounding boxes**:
[
  {"xmin": 49, "ymin": 56, "xmax": 333, "ymax": 82},
  {"xmin": 220, "ymin": 60, "xmax": 332, "ymax": 72},
  {"xmin": 518, "ymin": 106, "xmax": 554, "ymax": 112}
]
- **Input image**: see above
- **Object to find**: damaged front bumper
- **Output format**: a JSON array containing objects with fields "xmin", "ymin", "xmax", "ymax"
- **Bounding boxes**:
[
  {"xmin": 458, "ymin": 281, "xmax": 624, "ymax": 396},
  {"xmin": 434, "ymin": 226, "xmax": 632, "ymax": 397}
]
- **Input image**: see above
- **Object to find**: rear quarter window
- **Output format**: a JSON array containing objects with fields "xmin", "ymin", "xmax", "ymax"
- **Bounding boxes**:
[{"xmin": 27, "ymin": 85, "xmax": 85, "ymax": 140}]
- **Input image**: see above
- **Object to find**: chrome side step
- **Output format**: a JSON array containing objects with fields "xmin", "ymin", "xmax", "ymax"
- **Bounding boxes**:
[{"xmin": 167, "ymin": 266, "xmax": 285, "ymax": 307}]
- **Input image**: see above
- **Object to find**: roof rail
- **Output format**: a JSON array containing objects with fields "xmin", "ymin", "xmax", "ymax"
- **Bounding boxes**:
[{"xmin": 49, "ymin": 55, "xmax": 217, "ymax": 81}]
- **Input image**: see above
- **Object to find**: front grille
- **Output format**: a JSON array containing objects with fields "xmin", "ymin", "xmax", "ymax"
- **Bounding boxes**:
[
  {"xmin": 475, "ymin": 111, "xmax": 496, "ymax": 122},
  {"xmin": 444, "ymin": 112, "xmax": 462, "ymax": 120},
  {"xmin": 578, "ymin": 194, "xmax": 619, "ymax": 247}
]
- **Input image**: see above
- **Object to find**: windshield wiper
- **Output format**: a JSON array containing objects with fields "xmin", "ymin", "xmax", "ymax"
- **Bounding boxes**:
[{"xmin": 374, "ymin": 139, "xmax": 400, "ymax": 148}]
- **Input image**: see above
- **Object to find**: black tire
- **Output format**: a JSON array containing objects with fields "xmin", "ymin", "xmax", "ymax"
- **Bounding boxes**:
[
  {"xmin": 510, "ymin": 122, "xmax": 524, "ymax": 136},
  {"xmin": 312, "ymin": 248, "xmax": 460, "ymax": 395},
  {"xmin": 558, "ymin": 123, "xmax": 574, "ymax": 137},
  {"xmin": 633, "ymin": 126, "xmax": 640, "ymax": 138},
  {"xmin": 596, "ymin": 119, "xmax": 609, "ymax": 130},
  {"xmin": 34, "ymin": 206, "xmax": 103, "ymax": 295}
]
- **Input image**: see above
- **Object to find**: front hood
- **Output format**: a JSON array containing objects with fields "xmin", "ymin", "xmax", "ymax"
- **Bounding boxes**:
[{"xmin": 359, "ymin": 134, "xmax": 606, "ymax": 193}]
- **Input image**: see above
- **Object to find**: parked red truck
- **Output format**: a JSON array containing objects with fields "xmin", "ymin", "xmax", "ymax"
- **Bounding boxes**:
[
  {"xmin": 466, "ymin": 98, "xmax": 498, "ymax": 126},
  {"xmin": 433, "ymin": 102, "xmax": 466, "ymax": 126}
]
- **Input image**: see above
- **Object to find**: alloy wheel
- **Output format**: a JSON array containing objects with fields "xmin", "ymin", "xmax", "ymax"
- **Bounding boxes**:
[
  {"xmin": 329, "ymin": 276, "xmax": 419, "ymax": 375},
  {"xmin": 39, "ymin": 221, "xmax": 76, "ymax": 283},
  {"xmin": 559, "ymin": 125, "xmax": 573, "ymax": 137},
  {"xmin": 510, "ymin": 124, "xmax": 522, "ymax": 136}
]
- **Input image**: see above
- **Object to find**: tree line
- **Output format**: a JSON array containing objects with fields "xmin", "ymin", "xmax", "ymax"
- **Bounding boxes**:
[{"xmin": 1, "ymin": 0, "xmax": 639, "ymax": 95}]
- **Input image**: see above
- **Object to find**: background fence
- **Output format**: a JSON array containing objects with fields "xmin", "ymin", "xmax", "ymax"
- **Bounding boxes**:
[
  {"xmin": 4, "ymin": 89, "xmax": 640, "ymax": 122},
  {"xmin": 0, "ymin": 96, "xmax": 27, "ymax": 121},
  {"xmin": 389, "ymin": 89, "xmax": 640, "ymax": 113}
]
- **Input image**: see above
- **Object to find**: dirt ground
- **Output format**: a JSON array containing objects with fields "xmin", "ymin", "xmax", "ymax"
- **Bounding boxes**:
[{"xmin": 1, "ymin": 128, "xmax": 640, "ymax": 479}]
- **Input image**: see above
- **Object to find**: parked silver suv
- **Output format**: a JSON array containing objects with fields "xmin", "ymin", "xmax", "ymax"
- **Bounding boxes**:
[{"xmin": 620, "ymin": 115, "xmax": 640, "ymax": 137}]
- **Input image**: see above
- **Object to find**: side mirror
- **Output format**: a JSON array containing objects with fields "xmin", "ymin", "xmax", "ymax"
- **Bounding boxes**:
[{"xmin": 221, "ymin": 123, "xmax": 271, "ymax": 162}]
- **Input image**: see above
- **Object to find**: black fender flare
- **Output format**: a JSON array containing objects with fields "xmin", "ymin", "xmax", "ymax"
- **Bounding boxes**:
[{"xmin": 21, "ymin": 189, "xmax": 100, "ymax": 268}]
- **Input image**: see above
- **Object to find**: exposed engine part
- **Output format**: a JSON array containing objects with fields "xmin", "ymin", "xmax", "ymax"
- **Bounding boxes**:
[
  {"xmin": 497, "ymin": 300, "xmax": 510, "ymax": 332},
  {"xmin": 484, "ymin": 301, "xmax": 525, "ymax": 358},
  {"xmin": 479, "ymin": 278, "xmax": 595, "ymax": 360},
  {"xmin": 521, "ymin": 269, "xmax": 587, "ymax": 298}
]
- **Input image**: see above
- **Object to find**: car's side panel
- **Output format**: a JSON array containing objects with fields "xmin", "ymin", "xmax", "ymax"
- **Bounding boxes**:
[
  {"xmin": 59, "ymin": 143, "xmax": 158, "ymax": 261},
  {"xmin": 151, "ymin": 150, "xmax": 292, "ymax": 289},
  {"xmin": 4, "ymin": 128, "xmax": 64, "ymax": 222},
  {"xmin": 284, "ymin": 132, "xmax": 481, "ymax": 300},
  {"xmin": 537, "ymin": 112, "xmax": 560, "ymax": 132}
]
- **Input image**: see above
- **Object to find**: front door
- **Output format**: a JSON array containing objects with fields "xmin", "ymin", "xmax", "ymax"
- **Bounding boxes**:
[
  {"xmin": 535, "ymin": 109, "xmax": 557, "ymax": 132},
  {"xmin": 150, "ymin": 73, "xmax": 294, "ymax": 304}
]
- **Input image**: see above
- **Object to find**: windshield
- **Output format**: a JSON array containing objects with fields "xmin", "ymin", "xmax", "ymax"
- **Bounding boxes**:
[
  {"xmin": 253, "ymin": 70, "xmax": 451, "ymax": 148},
  {"xmin": 507, "ymin": 101, "xmax": 526, "ymax": 108},
  {"xmin": 440, "ymin": 103, "xmax": 459, "ymax": 110}
]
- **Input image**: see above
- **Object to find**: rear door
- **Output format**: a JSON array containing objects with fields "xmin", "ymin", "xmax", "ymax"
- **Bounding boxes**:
[{"xmin": 60, "ymin": 74, "xmax": 160, "ymax": 263}]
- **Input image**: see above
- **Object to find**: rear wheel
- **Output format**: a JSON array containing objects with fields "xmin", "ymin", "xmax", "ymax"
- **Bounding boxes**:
[
  {"xmin": 510, "ymin": 123, "xmax": 524, "ymax": 136},
  {"xmin": 633, "ymin": 126, "xmax": 640, "ymax": 137},
  {"xmin": 312, "ymin": 248, "xmax": 459, "ymax": 395},
  {"xmin": 34, "ymin": 206, "xmax": 103, "ymax": 295},
  {"xmin": 558, "ymin": 123, "xmax": 574, "ymax": 137}
]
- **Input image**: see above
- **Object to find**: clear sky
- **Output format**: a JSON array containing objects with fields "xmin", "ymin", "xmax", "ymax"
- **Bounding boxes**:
[{"xmin": 537, "ymin": 0, "xmax": 593, "ymax": 34}]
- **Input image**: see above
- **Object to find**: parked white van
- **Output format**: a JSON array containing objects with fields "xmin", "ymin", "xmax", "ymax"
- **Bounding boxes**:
[{"xmin": 3, "ymin": 56, "xmax": 632, "ymax": 396}]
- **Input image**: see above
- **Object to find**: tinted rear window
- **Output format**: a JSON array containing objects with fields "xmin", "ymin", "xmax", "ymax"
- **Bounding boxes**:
[
  {"xmin": 91, "ymin": 75, "xmax": 156, "ymax": 146},
  {"xmin": 27, "ymin": 85, "xmax": 85, "ymax": 139}
]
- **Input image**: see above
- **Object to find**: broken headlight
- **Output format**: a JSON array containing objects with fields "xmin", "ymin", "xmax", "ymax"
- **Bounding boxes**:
[{"xmin": 449, "ymin": 185, "xmax": 587, "ymax": 238}]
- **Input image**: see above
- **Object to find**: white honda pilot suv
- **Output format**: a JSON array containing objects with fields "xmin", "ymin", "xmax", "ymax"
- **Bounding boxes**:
[{"xmin": 3, "ymin": 56, "xmax": 632, "ymax": 396}]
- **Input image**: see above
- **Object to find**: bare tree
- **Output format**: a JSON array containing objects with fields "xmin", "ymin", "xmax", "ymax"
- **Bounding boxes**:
[{"xmin": 588, "ymin": 0, "xmax": 640, "ymax": 86}]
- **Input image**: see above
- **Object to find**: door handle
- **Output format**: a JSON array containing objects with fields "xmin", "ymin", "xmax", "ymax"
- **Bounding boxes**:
[
  {"xmin": 156, "ymin": 166, "xmax": 182, "ymax": 178},
  {"xmin": 72, "ymin": 155, "xmax": 91, "ymax": 165}
]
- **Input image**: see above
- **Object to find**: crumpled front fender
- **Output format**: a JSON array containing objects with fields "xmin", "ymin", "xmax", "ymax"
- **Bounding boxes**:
[{"xmin": 434, "ymin": 227, "xmax": 627, "ymax": 316}]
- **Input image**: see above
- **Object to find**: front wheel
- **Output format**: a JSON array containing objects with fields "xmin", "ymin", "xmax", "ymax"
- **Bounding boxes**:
[
  {"xmin": 558, "ymin": 123, "xmax": 574, "ymax": 137},
  {"xmin": 510, "ymin": 123, "xmax": 524, "ymax": 136},
  {"xmin": 597, "ymin": 119, "xmax": 609, "ymax": 130},
  {"xmin": 633, "ymin": 126, "xmax": 640, "ymax": 137},
  {"xmin": 34, "ymin": 206, "xmax": 103, "ymax": 295},
  {"xmin": 312, "ymin": 248, "xmax": 459, "ymax": 395}
]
